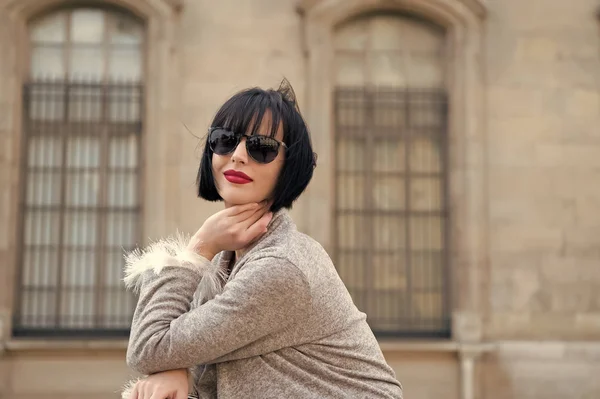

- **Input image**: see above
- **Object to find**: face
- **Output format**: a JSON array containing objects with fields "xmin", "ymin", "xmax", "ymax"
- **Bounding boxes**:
[{"xmin": 212, "ymin": 112, "xmax": 285, "ymax": 207}]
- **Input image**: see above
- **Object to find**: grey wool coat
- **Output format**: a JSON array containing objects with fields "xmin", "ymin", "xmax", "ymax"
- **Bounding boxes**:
[{"xmin": 121, "ymin": 209, "xmax": 403, "ymax": 399}]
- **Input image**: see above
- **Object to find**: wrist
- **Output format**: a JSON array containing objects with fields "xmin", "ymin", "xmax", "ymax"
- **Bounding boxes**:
[{"xmin": 196, "ymin": 244, "xmax": 217, "ymax": 261}]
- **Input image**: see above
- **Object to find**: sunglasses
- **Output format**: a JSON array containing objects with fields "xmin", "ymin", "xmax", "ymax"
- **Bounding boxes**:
[{"xmin": 208, "ymin": 127, "xmax": 287, "ymax": 164}]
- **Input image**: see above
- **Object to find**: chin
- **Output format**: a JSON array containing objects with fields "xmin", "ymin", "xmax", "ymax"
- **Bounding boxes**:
[{"xmin": 219, "ymin": 190, "xmax": 261, "ymax": 206}]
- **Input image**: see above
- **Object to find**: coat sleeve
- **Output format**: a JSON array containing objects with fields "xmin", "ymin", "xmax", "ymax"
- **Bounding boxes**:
[{"xmin": 124, "ymin": 237, "xmax": 312, "ymax": 375}]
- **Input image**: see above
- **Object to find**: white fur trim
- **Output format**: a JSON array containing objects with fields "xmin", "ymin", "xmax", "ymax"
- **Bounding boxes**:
[
  {"xmin": 120, "ymin": 377, "xmax": 141, "ymax": 399},
  {"xmin": 123, "ymin": 232, "xmax": 226, "ymax": 296}
]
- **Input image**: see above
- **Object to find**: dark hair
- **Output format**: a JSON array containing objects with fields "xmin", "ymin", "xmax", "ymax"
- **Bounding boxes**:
[{"xmin": 197, "ymin": 79, "xmax": 317, "ymax": 212}]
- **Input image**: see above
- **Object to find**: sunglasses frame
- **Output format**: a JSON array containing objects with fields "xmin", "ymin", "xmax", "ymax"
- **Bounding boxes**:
[{"xmin": 208, "ymin": 127, "xmax": 287, "ymax": 164}]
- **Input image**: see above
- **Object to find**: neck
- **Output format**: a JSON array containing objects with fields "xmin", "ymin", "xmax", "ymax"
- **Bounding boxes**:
[{"xmin": 223, "ymin": 202, "xmax": 249, "ymax": 262}]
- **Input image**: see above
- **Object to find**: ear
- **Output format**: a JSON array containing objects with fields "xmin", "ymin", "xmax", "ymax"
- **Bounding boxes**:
[{"xmin": 277, "ymin": 77, "xmax": 300, "ymax": 111}]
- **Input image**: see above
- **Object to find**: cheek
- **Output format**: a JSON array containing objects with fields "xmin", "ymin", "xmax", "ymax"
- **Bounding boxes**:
[
  {"xmin": 211, "ymin": 154, "xmax": 226, "ymax": 172},
  {"xmin": 265, "ymin": 160, "xmax": 284, "ymax": 188}
]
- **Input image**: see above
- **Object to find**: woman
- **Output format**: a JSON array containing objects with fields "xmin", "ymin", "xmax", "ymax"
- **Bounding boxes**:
[{"xmin": 122, "ymin": 80, "xmax": 403, "ymax": 399}]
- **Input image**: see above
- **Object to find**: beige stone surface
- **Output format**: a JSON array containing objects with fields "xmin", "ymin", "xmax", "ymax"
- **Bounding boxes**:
[
  {"xmin": 9, "ymin": 355, "xmax": 131, "ymax": 395},
  {"xmin": 0, "ymin": 0, "xmax": 598, "ymax": 398},
  {"xmin": 385, "ymin": 350, "xmax": 460, "ymax": 399},
  {"xmin": 483, "ymin": 342, "xmax": 600, "ymax": 399}
]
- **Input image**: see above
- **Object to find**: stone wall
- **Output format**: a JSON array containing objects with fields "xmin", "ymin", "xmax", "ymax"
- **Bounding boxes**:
[
  {"xmin": 0, "ymin": 0, "xmax": 598, "ymax": 398},
  {"xmin": 485, "ymin": 0, "xmax": 600, "ymax": 341}
]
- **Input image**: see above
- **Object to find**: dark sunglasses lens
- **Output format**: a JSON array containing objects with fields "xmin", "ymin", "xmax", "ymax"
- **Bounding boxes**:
[
  {"xmin": 247, "ymin": 136, "xmax": 280, "ymax": 163},
  {"xmin": 209, "ymin": 129, "xmax": 238, "ymax": 155}
]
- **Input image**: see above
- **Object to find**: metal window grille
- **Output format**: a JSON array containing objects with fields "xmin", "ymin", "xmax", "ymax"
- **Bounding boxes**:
[
  {"xmin": 334, "ymin": 86, "xmax": 450, "ymax": 337},
  {"xmin": 13, "ymin": 79, "xmax": 143, "ymax": 337}
]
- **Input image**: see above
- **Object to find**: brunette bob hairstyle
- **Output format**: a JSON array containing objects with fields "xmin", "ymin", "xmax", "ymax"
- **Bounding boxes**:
[{"xmin": 196, "ymin": 79, "xmax": 317, "ymax": 212}]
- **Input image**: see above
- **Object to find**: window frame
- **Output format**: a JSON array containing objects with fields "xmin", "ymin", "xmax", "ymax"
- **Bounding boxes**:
[
  {"xmin": 300, "ymin": 0, "xmax": 488, "ymax": 341},
  {"xmin": 12, "ymin": 5, "xmax": 146, "ymax": 338}
]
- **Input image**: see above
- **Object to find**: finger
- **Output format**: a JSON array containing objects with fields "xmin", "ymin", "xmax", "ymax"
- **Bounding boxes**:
[
  {"xmin": 174, "ymin": 389, "xmax": 188, "ymax": 399},
  {"xmin": 242, "ymin": 211, "xmax": 273, "ymax": 242},
  {"xmin": 229, "ymin": 201, "xmax": 270, "ymax": 224},
  {"xmin": 223, "ymin": 202, "xmax": 260, "ymax": 216},
  {"xmin": 128, "ymin": 384, "xmax": 139, "ymax": 399},
  {"xmin": 141, "ymin": 382, "xmax": 154, "ymax": 399},
  {"xmin": 148, "ymin": 390, "xmax": 169, "ymax": 399},
  {"xmin": 229, "ymin": 205, "xmax": 264, "ymax": 223},
  {"xmin": 239, "ymin": 204, "xmax": 270, "ymax": 229}
]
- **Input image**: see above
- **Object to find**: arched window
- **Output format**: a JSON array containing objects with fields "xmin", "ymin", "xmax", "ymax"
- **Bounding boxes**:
[
  {"xmin": 14, "ymin": 6, "xmax": 144, "ymax": 336},
  {"xmin": 333, "ymin": 13, "xmax": 449, "ymax": 337}
]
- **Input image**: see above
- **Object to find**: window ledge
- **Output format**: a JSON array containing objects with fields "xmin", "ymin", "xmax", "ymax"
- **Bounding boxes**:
[
  {"xmin": 3, "ymin": 339, "xmax": 128, "ymax": 352},
  {"xmin": 378, "ymin": 339, "xmax": 496, "ymax": 355},
  {"xmin": 2, "ymin": 338, "xmax": 495, "ymax": 355}
]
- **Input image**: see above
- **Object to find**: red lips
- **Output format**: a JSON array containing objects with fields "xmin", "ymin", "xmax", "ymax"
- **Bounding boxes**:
[{"xmin": 224, "ymin": 169, "xmax": 253, "ymax": 184}]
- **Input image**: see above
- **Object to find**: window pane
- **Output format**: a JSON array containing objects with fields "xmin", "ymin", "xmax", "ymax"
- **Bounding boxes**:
[
  {"xmin": 336, "ymin": 138, "xmax": 365, "ymax": 171},
  {"xmin": 373, "ymin": 215, "xmax": 406, "ymax": 250},
  {"xmin": 335, "ymin": 53, "xmax": 365, "ymax": 86},
  {"xmin": 411, "ymin": 252, "xmax": 443, "ymax": 290},
  {"xmin": 406, "ymin": 53, "xmax": 444, "ymax": 89},
  {"xmin": 335, "ymin": 94, "xmax": 367, "ymax": 129},
  {"xmin": 410, "ymin": 177, "xmax": 442, "ymax": 211},
  {"xmin": 373, "ymin": 139, "xmax": 405, "ymax": 172},
  {"xmin": 62, "ymin": 250, "xmax": 96, "ymax": 286},
  {"xmin": 409, "ymin": 137, "xmax": 443, "ymax": 172},
  {"xmin": 31, "ymin": 45, "xmax": 65, "ymax": 78},
  {"xmin": 337, "ymin": 175, "xmax": 365, "ymax": 210},
  {"xmin": 70, "ymin": 46, "xmax": 104, "ymax": 80},
  {"xmin": 109, "ymin": 135, "xmax": 138, "ymax": 168},
  {"xmin": 369, "ymin": 16, "xmax": 404, "ymax": 52},
  {"xmin": 102, "ymin": 282, "xmax": 134, "ymax": 328},
  {"xmin": 110, "ymin": 12, "xmax": 143, "ymax": 45},
  {"xmin": 71, "ymin": 9, "xmax": 105, "ymax": 44},
  {"xmin": 28, "ymin": 137, "xmax": 63, "ymax": 168},
  {"xmin": 372, "ymin": 252, "xmax": 406, "ymax": 290},
  {"xmin": 373, "ymin": 101, "xmax": 407, "ymax": 129},
  {"xmin": 30, "ymin": 12, "xmax": 67, "ymax": 43},
  {"xmin": 60, "ymin": 288, "xmax": 94, "ymax": 328},
  {"xmin": 409, "ymin": 216, "xmax": 443, "ymax": 250},
  {"xmin": 336, "ymin": 252, "xmax": 367, "ymax": 290},
  {"xmin": 67, "ymin": 137, "xmax": 100, "ymax": 167},
  {"xmin": 107, "ymin": 172, "xmax": 137, "ymax": 207},
  {"xmin": 68, "ymin": 86, "xmax": 103, "ymax": 121},
  {"xmin": 66, "ymin": 172, "xmax": 99, "ymax": 206},
  {"xmin": 109, "ymin": 86, "xmax": 142, "ymax": 122},
  {"xmin": 106, "ymin": 212, "xmax": 137, "ymax": 254},
  {"xmin": 26, "ymin": 172, "xmax": 61, "ymax": 206},
  {"xmin": 104, "ymin": 249, "xmax": 124, "ymax": 285},
  {"xmin": 409, "ymin": 97, "xmax": 446, "ymax": 129},
  {"xmin": 64, "ymin": 212, "xmax": 97, "ymax": 246},
  {"xmin": 369, "ymin": 52, "xmax": 407, "ymax": 87},
  {"xmin": 336, "ymin": 214, "xmax": 368, "ymax": 250},
  {"xmin": 373, "ymin": 176, "xmax": 405, "ymax": 210},
  {"xmin": 109, "ymin": 47, "xmax": 142, "ymax": 81},
  {"xmin": 23, "ymin": 211, "xmax": 60, "ymax": 246},
  {"xmin": 334, "ymin": 17, "xmax": 368, "ymax": 51},
  {"xmin": 21, "ymin": 289, "xmax": 57, "ymax": 327},
  {"xmin": 29, "ymin": 84, "xmax": 65, "ymax": 121},
  {"xmin": 21, "ymin": 247, "xmax": 59, "ymax": 289},
  {"xmin": 413, "ymin": 291, "xmax": 444, "ymax": 325}
]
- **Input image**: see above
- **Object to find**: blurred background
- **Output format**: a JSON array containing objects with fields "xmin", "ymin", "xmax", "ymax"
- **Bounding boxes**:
[{"xmin": 0, "ymin": 0, "xmax": 599, "ymax": 398}]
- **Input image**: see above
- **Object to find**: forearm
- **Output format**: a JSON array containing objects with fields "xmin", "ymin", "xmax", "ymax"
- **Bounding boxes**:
[
  {"xmin": 126, "ymin": 267, "xmax": 203, "ymax": 374},
  {"xmin": 124, "ymin": 241, "xmax": 311, "ymax": 373},
  {"xmin": 124, "ymin": 235, "xmax": 223, "ymax": 374}
]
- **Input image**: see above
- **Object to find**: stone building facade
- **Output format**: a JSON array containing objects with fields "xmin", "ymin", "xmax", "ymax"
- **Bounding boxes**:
[{"xmin": 0, "ymin": 0, "xmax": 598, "ymax": 398}]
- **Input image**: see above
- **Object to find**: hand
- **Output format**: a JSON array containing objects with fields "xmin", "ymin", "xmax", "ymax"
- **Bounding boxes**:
[
  {"xmin": 187, "ymin": 203, "xmax": 273, "ymax": 260},
  {"xmin": 128, "ymin": 369, "xmax": 188, "ymax": 399}
]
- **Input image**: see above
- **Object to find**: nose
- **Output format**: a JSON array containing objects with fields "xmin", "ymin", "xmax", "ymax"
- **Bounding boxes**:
[{"xmin": 230, "ymin": 137, "xmax": 248, "ymax": 164}]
